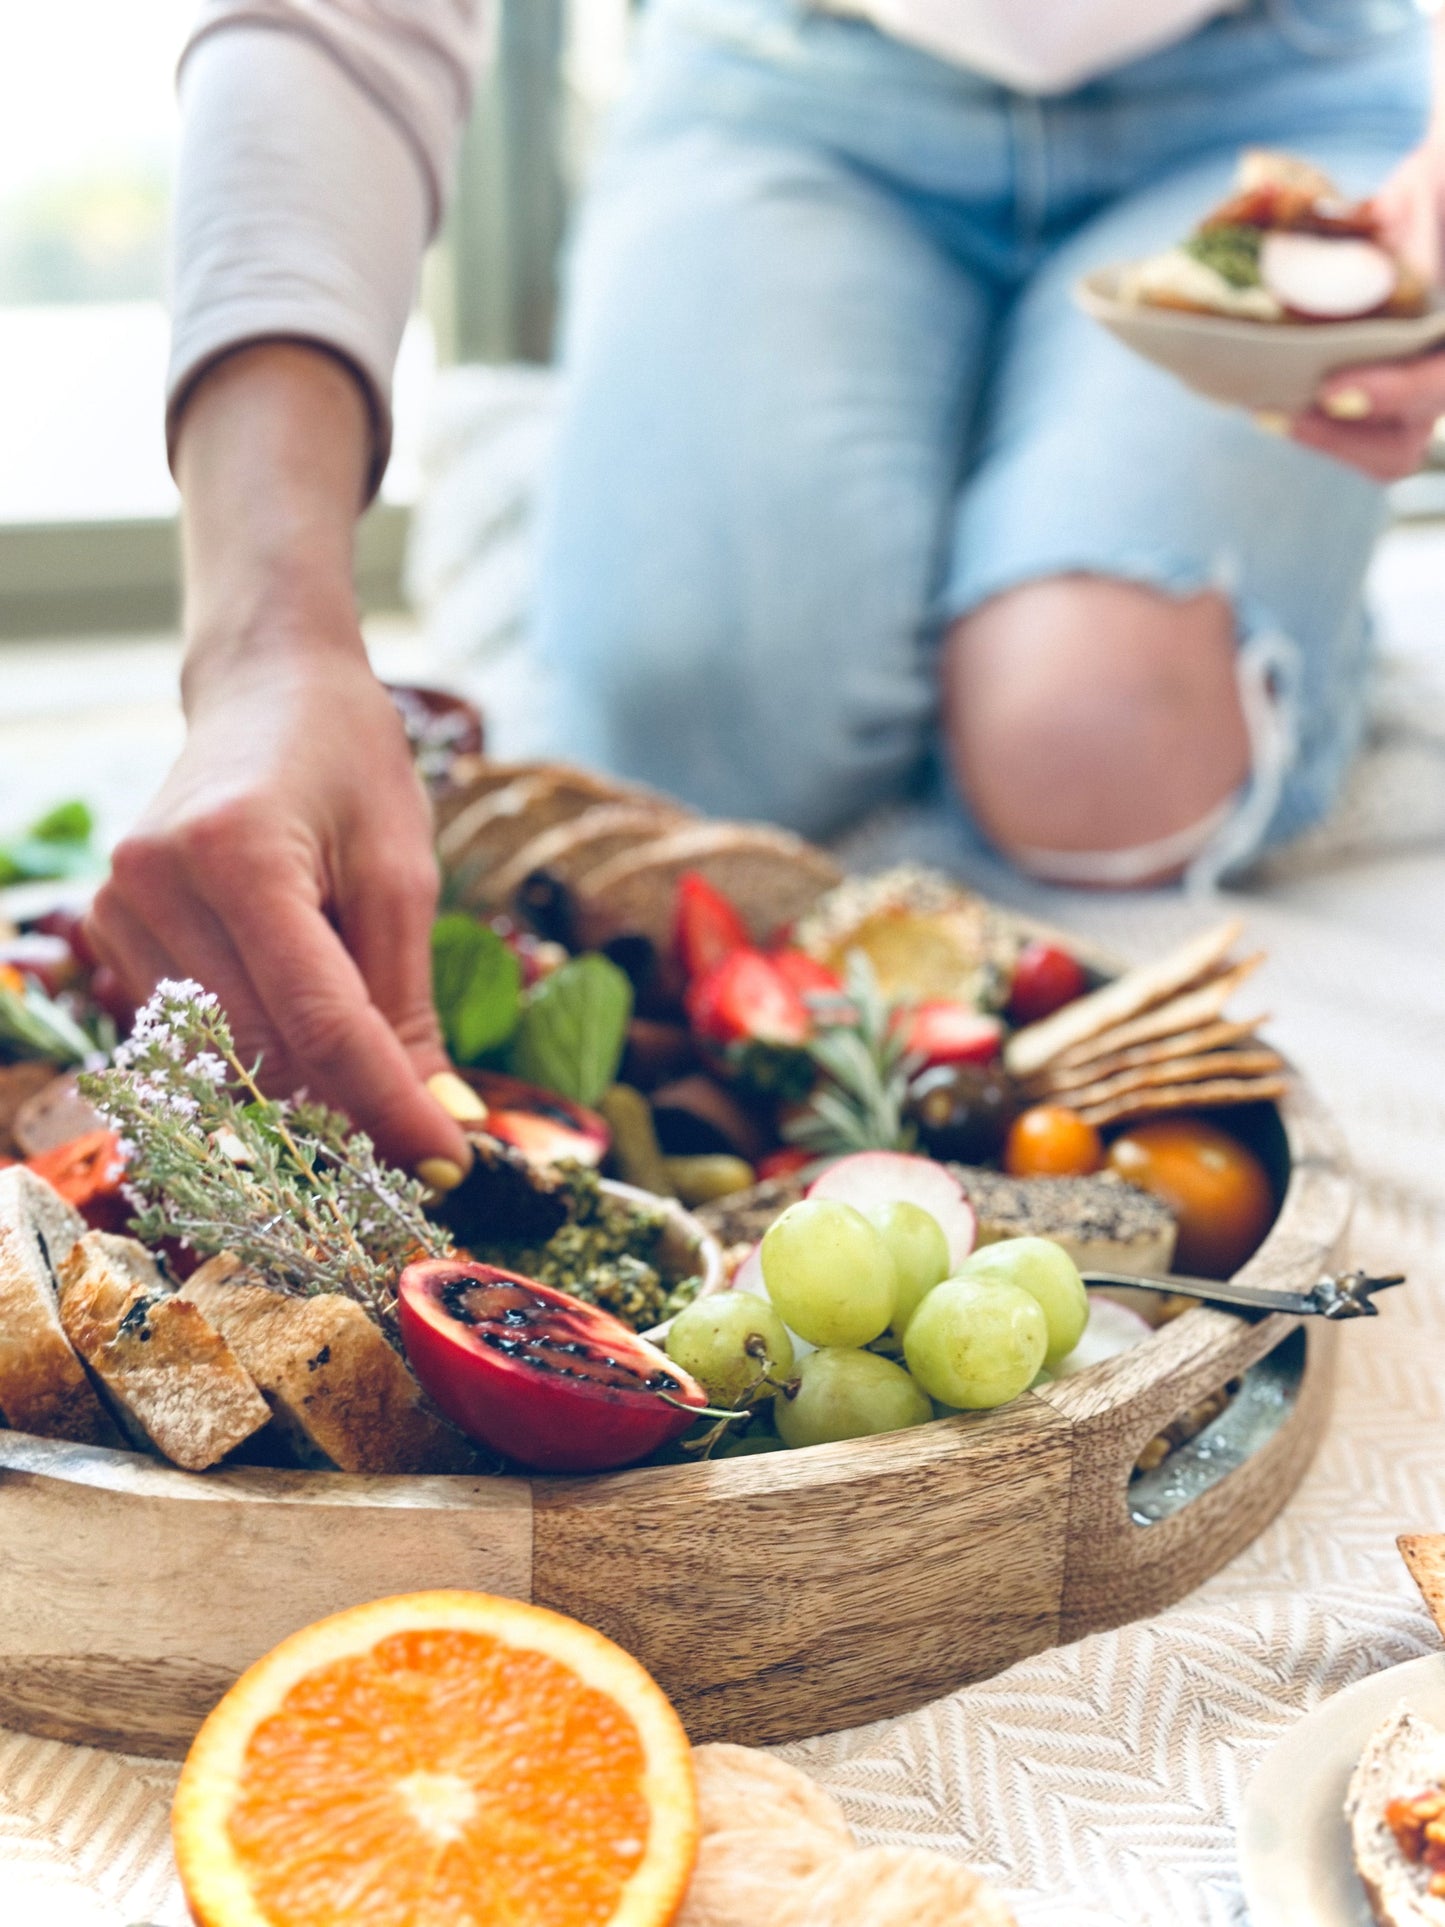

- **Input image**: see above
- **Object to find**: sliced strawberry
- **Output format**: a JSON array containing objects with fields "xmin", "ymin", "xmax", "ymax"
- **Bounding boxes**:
[
  {"xmin": 757, "ymin": 1147, "xmax": 814, "ymax": 1183},
  {"xmin": 770, "ymin": 950, "xmax": 844, "ymax": 1000},
  {"xmin": 674, "ymin": 871, "xmax": 751, "ymax": 982},
  {"xmin": 893, "ymin": 1002, "xmax": 1003, "ymax": 1069},
  {"xmin": 686, "ymin": 948, "xmax": 812, "ymax": 1050},
  {"xmin": 26, "ymin": 1128, "xmax": 130, "ymax": 1233}
]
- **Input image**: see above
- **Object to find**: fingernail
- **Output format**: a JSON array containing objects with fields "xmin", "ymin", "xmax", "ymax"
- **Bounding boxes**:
[
  {"xmin": 1321, "ymin": 387, "xmax": 1372, "ymax": 421},
  {"xmin": 417, "ymin": 1156, "xmax": 468, "ymax": 1193},
  {"xmin": 1254, "ymin": 410, "xmax": 1291, "ymax": 436},
  {"xmin": 427, "ymin": 1070, "xmax": 489, "ymax": 1124}
]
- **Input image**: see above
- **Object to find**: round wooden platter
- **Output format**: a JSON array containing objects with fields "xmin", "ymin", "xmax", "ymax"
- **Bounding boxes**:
[{"xmin": 0, "ymin": 1073, "xmax": 1349, "ymax": 1760}]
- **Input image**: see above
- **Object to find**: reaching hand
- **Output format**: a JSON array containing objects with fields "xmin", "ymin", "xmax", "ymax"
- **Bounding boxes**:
[
  {"xmin": 87, "ymin": 644, "xmax": 471, "ymax": 1179},
  {"xmin": 1288, "ymin": 143, "xmax": 1445, "ymax": 481}
]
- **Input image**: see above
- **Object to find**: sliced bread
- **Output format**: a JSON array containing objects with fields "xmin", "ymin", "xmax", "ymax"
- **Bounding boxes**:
[
  {"xmin": 57, "ymin": 1232, "xmax": 271, "ymax": 1471},
  {"xmin": 432, "ymin": 759, "xmax": 552, "ymax": 835},
  {"xmin": 1347, "ymin": 1704, "xmax": 1445, "ymax": 1924},
  {"xmin": 182, "ymin": 1258, "xmax": 473, "ymax": 1474},
  {"xmin": 488, "ymin": 801, "xmax": 691, "ymax": 912},
  {"xmin": 0, "ymin": 1166, "xmax": 118, "ymax": 1443},
  {"xmin": 573, "ymin": 822, "xmax": 842, "ymax": 954}
]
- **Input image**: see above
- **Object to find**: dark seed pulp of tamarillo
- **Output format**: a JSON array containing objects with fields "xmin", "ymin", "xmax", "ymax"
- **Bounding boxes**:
[{"xmin": 438, "ymin": 1275, "xmax": 684, "ymax": 1395}]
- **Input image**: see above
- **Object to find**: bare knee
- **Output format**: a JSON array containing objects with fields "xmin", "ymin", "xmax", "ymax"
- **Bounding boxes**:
[{"xmin": 943, "ymin": 575, "xmax": 1251, "ymax": 885}]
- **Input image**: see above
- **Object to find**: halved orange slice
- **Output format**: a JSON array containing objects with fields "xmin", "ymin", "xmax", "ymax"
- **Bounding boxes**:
[{"xmin": 173, "ymin": 1591, "xmax": 698, "ymax": 1927}]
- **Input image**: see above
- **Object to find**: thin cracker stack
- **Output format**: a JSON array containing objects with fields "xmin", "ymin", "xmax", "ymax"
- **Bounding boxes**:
[{"xmin": 1007, "ymin": 921, "xmax": 1285, "ymax": 1127}]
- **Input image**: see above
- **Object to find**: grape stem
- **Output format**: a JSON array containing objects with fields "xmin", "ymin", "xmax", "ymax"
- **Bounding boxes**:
[{"xmin": 680, "ymin": 1351, "xmax": 797, "ymax": 1459}]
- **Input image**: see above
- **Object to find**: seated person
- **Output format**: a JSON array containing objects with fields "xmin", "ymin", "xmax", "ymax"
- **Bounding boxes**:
[{"xmin": 89, "ymin": 0, "xmax": 1445, "ymax": 1168}]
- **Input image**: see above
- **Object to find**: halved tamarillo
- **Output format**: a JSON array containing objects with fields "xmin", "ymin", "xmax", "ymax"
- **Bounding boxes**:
[{"xmin": 398, "ymin": 1258, "xmax": 709, "ymax": 1472}]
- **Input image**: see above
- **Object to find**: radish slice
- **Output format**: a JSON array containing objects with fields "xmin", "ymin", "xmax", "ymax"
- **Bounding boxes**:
[
  {"xmin": 806, "ymin": 1151, "xmax": 977, "ymax": 1270},
  {"xmin": 731, "ymin": 1243, "xmax": 766, "ymax": 1298},
  {"xmin": 1050, "ymin": 1295, "xmax": 1153, "ymax": 1378},
  {"xmin": 1259, "ymin": 231, "xmax": 1397, "ymax": 320}
]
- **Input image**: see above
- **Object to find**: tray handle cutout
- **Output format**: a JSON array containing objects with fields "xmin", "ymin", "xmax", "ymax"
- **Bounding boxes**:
[{"xmin": 1128, "ymin": 1325, "xmax": 1305, "ymax": 1526}]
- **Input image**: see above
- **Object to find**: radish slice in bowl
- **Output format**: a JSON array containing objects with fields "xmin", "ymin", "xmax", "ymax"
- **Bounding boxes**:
[
  {"xmin": 806, "ymin": 1151, "xmax": 977, "ymax": 1270},
  {"xmin": 1259, "ymin": 232, "xmax": 1398, "ymax": 320}
]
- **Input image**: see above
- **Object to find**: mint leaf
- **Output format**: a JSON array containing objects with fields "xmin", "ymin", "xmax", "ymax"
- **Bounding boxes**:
[
  {"xmin": 509, "ymin": 954, "xmax": 633, "ymax": 1107},
  {"xmin": 431, "ymin": 915, "xmax": 522, "ymax": 1064},
  {"xmin": 29, "ymin": 800, "xmax": 93, "ymax": 845},
  {"xmin": 0, "ymin": 798, "xmax": 99, "ymax": 886}
]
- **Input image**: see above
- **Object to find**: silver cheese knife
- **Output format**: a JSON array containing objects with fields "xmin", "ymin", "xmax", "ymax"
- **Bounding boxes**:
[{"xmin": 1080, "ymin": 1267, "xmax": 1405, "ymax": 1319}]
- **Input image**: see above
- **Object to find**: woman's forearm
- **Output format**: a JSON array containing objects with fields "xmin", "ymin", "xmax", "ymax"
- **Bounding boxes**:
[{"xmin": 175, "ymin": 341, "xmax": 373, "ymax": 707}]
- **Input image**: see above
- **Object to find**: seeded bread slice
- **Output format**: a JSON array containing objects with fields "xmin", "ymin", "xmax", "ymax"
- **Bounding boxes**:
[
  {"xmin": 182, "ymin": 1258, "xmax": 473, "ymax": 1474},
  {"xmin": 0, "ymin": 1167, "xmax": 118, "ymax": 1443},
  {"xmin": 1346, "ymin": 1705, "xmax": 1445, "ymax": 1925},
  {"xmin": 573, "ymin": 823, "xmax": 842, "ymax": 954},
  {"xmin": 57, "ymin": 1232, "xmax": 271, "ymax": 1471}
]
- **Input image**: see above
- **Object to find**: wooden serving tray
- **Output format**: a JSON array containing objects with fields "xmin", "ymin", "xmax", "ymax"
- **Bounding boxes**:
[{"xmin": 0, "ymin": 1074, "xmax": 1348, "ymax": 1759}]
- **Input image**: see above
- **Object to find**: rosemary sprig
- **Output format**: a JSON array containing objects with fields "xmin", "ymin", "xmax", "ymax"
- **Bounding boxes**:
[
  {"xmin": 79, "ymin": 980, "xmax": 448, "ymax": 1336},
  {"xmin": 782, "ymin": 953, "xmax": 918, "ymax": 1158}
]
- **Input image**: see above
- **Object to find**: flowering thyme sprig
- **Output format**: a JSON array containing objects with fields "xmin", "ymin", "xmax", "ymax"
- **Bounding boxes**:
[{"xmin": 79, "ymin": 980, "xmax": 448, "ymax": 1336}]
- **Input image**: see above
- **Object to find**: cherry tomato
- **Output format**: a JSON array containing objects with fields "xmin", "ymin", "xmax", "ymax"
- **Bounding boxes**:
[
  {"xmin": 1004, "ymin": 1104, "xmax": 1104, "ymax": 1178},
  {"xmin": 1107, "ymin": 1118, "xmax": 1274, "ymax": 1278},
  {"xmin": 769, "ymin": 949, "xmax": 845, "ymax": 1001},
  {"xmin": 894, "ymin": 1002, "xmax": 1003, "ymax": 1069},
  {"xmin": 674, "ymin": 871, "xmax": 751, "ymax": 982},
  {"xmin": 1008, "ymin": 942, "xmax": 1088, "ymax": 1027}
]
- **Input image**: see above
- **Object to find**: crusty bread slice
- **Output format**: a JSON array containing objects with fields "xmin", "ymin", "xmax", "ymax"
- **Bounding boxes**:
[
  {"xmin": 573, "ymin": 822, "xmax": 842, "ymax": 953},
  {"xmin": 1346, "ymin": 1704, "xmax": 1445, "ymax": 1924},
  {"xmin": 488, "ymin": 801, "xmax": 691, "ymax": 912},
  {"xmin": 182, "ymin": 1258, "xmax": 473, "ymax": 1474},
  {"xmin": 441, "ymin": 771, "xmax": 663, "ymax": 911},
  {"xmin": 0, "ymin": 1166, "xmax": 118, "ymax": 1443},
  {"xmin": 57, "ymin": 1232, "xmax": 271, "ymax": 1471}
]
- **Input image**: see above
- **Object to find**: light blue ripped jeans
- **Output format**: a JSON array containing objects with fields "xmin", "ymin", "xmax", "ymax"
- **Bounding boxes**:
[{"xmin": 534, "ymin": 0, "xmax": 1432, "ymax": 882}]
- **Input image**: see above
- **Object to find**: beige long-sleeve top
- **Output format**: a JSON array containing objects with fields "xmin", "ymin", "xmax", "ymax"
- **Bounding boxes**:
[{"xmin": 167, "ymin": 0, "xmax": 1228, "ymax": 484}]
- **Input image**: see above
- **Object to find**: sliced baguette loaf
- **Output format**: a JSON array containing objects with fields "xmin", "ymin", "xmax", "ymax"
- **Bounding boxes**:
[
  {"xmin": 573, "ymin": 822, "xmax": 842, "ymax": 953},
  {"xmin": 0, "ymin": 1166, "xmax": 118, "ymax": 1443},
  {"xmin": 182, "ymin": 1258, "xmax": 473, "ymax": 1474},
  {"xmin": 57, "ymin": 1232, "xmax": 271, "ymax": 1471},
  {"xmin": 1347, "ymin": 1704, "xmax": 1445, "ymax": 1925}
]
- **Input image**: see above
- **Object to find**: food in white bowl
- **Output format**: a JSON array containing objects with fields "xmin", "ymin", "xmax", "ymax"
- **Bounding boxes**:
[{"xmin": 1119, "ymin": 149, "xmax": 1427, "ymax": 326}]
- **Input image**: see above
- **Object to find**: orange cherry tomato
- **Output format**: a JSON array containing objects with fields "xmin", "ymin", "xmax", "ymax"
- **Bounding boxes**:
[
  {"xmin": 1004, "ymin": 1104, "xmax": 1104, "ymax": 1178},
  {"xmin": 1107, "ymin": 1117, "xmax": 1274, "ymax": 1278}
]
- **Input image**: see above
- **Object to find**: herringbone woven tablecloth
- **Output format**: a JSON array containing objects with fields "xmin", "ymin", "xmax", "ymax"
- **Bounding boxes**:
[{"xmin": 3, "ymin": 878, "xmax": 1443, "ymax": 1927}]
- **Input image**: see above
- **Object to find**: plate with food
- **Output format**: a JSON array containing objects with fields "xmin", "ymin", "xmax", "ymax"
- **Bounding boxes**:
[
  {"xmin": 1075, "ymin": 148, "xmax": 1445, "ymax": 413},
  {"xmin": 1241, "ymin": 1538, "xmax": 1445, "ymax": 1927},
  {"xmin": 0, "ymin": 751, "xmax": 1383, "ymax": 1757}
]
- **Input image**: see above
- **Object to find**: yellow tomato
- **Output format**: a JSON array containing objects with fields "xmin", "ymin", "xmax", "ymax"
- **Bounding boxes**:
[{"xmin": 1108, "ymin": 1118, "xmax": 1275, "ymax": 1278}]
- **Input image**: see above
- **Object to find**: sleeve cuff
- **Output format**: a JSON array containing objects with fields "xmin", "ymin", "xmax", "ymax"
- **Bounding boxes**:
[{"xmin": 166, "ymin": 25, "xmax": 432, "ymax": 500}]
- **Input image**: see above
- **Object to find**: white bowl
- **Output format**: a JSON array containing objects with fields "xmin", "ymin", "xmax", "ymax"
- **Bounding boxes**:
[{"xmin": 1075, "ymin": 265, "xmax": 1445, "ymax": 413}]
